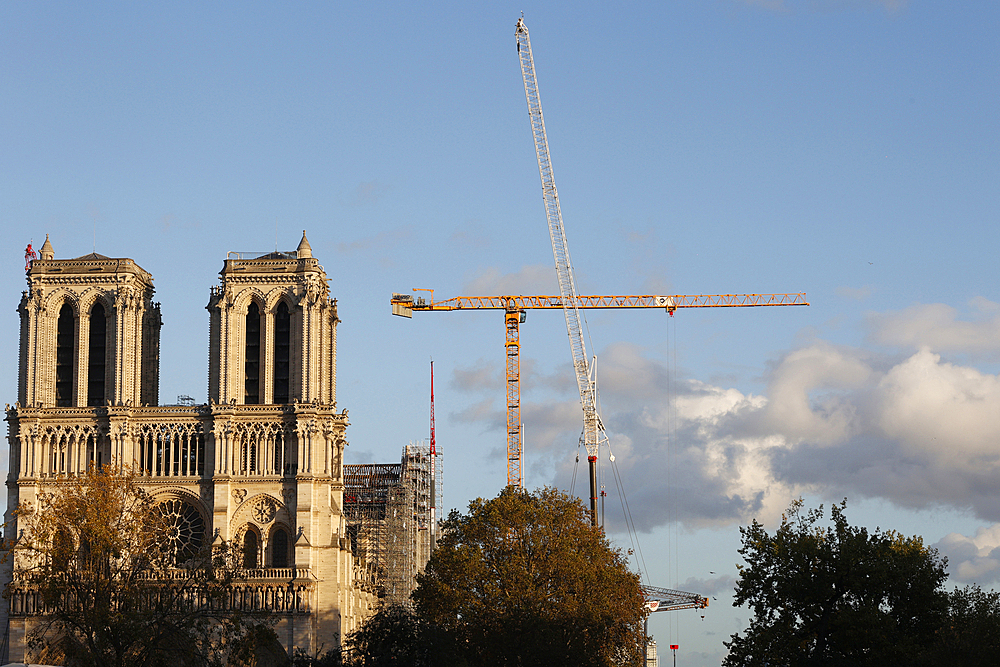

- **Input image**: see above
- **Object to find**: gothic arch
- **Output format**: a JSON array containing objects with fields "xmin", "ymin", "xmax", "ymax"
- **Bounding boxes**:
[
  {"xmin": 86, "ymin": 300, "xmax": 109, "ymax": 407},
  {"xmin": 232, "ymin": 492, "xmax": 289, "ymax": 528},
  {"xmin": 150, "ymin": 487, "xmax": 209, "ymax": 520},
  {"xmin": 40, "ymin": 288, "xmax": 80, "ymax": 316},
  {"xmin": 229, "ymin": 421, "xmax": 294, "ymax": 475},
  {"xmin": 233, "ymin": 522, "xmax": 262, "ymax": 569},
  {"xmin": 40, "ymin": 422, "xmax": 106, "ymax": 476},
  {"xmin": 233, "ymin": 289, "xmax": 268, "ymax": 315},
  {"xmin": 76, "ymin": 288, "xmax": 115, "ymax": 317},
  {"xmin": 264, "ymin": 288, "xmax": 296, "ymax": 313},
  {"xmin": 272, "ymin": 299, "xmax": 292, "ymax": 404},
  {"xmin": 244, "ymin": 299, "xmax": 264, "ymax": 404},
  {"xmin": 136, "ymin": 422, "xmax": 207, "ymax": 477}
]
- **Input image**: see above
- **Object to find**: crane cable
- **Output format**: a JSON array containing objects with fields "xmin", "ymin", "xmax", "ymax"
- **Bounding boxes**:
[
  {"xmin": 570, "ymin": 444, "xmax": 580, "ymax": 496},
  {"xmin": 666, "ymin": 314, "xmax": 680, "ymax": 643},
  {"xmin": 607, "ymin": 438, "xmax": 651, "ymax": 583},
  {"xmin": 589, "ymin": 346, "xmax": 651, "ymax": 584}
]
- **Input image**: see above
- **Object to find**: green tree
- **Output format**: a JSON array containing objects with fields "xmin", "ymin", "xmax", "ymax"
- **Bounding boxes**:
[
  {"xmin": 5, "ymin": 465, "xmax": 268, "ymax": 667},
  {"xmin": 921, "ymin": 584, "xmax": 1000, "ymax": 666},
  {"xmin": 412, "ymin": 486, "xmax": 645, "ymax": 667},
  {"xmin": 343, "ymin": 603, "xmax": 465, "ymax": 667},
  {"xmin": 724, "ymin": 499, "xmax": 949, "ymax": 667}
]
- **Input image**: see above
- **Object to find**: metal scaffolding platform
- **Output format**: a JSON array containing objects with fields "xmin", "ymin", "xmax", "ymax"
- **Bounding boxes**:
[{"xmin": 343, "ymin": 442, "xmax": 439, "ymax": 605}]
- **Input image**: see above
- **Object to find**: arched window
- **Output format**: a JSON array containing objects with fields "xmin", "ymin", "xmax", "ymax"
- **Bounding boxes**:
[
  {"xmin": 273, "ymin": 301, "xmax": 290, "ymax": 404},
  {"xmin": 87, "ymin": 303, "xmax": 106, "ymax": 406},
  {"xmin": 243, "ymin": 530, "xmax": 259, "ymax": 569},
  {"xmin": 56, "ymin": 304, "xmax": 75, "ymax": 407},
  {"xmin": 241, "ymin": 434, "xmax": 257, "ymax": 474},
  {"xmin": 274, "ymin": 431, "xmax": 285, "ymax": 475},
  {"xmin": 271, "ymin": 528, "xmax": 289, "ymax": 568},
  {"xmin": 244, "ymin": 302, "xmax": 261, "ymax": 404}
]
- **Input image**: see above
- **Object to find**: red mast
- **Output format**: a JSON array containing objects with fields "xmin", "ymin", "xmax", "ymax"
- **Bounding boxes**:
[{"xmin": 430, "ymin": 360, "xmax": 436, "ymax": 456}]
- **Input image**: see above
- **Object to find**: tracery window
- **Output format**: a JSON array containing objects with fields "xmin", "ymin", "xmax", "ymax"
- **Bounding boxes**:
[
  {"xmin": 137, "ymin": 425, "xmax": 205, "ymax": 477},
  {"xmin": 87, "ymin": 302, "xmax": 106, "ymax": 406},
  {"xmin": 273, "ymin": 301, "xmax": 290, "ymax": 404},
  {"xmin": 158, "ymin": 498, "xmax": 206, "ymax": 564},
  {"xmin": 56, "ymin": 304, "xmax": 75, "ymax": 407},
  {"xmin": 245, "ymin": 302, "xmax": 261, "ymax": 404}
]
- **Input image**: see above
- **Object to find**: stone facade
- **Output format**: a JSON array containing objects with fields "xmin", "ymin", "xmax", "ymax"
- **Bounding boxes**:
[{"xmin": 2, "ymin": 232, "xmax": 377, "ymax": 661}]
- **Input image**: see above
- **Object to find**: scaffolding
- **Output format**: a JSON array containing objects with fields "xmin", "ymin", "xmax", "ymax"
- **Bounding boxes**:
[{"xmin": 343, "ymin": 442, "xmax": 439, "ymax": 605}]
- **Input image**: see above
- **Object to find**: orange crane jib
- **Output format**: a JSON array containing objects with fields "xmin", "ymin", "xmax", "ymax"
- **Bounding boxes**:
[
  {"xmin": 392, "ymin": 293, "xmax": 808, "ymax": 315},
  {"xmin": 391, "ymin": 291, "xmax": 807, "ymax": 489}
]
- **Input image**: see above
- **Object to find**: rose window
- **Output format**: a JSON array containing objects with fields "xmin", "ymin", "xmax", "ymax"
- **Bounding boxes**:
[
  {"xmin": 251, "ymin": 498, "xmax": 276, "ymax": 523},
  {"xmin": 158, "ymin": 498, "xmax": 205, "ymax": 563}
]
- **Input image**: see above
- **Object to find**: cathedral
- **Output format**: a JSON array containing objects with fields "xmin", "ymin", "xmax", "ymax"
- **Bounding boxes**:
[{"xmin": 2, "ymin": 232, "xmax": 381, "ymax": 660}]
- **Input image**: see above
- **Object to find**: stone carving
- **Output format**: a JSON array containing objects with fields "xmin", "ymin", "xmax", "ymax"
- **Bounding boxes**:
[
  {"xmin": 232, "ymin": 488, "xmax": 247, "ymax": 503},
  {"xmin": 251, "ymin": 497, "xmax": 277, "ymax": 524}
]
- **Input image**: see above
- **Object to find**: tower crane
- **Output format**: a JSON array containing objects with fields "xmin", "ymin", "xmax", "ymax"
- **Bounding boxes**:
[
  {"xmin": 390, "ymin": 292, "xmax": 808, "ymax": 496},
  {"xmin": 513, "ymin": 17, "xmax": 807, "ymax": 525}
]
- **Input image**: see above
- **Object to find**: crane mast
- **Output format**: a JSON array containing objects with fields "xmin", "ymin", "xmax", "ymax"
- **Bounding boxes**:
[
  {"xmin": 430, "ymin": 360, "xmax": 437, "ymax": 536},
  {"xmin": 516, "ymin": 17, "xmax": 604, "ymax": 523}
]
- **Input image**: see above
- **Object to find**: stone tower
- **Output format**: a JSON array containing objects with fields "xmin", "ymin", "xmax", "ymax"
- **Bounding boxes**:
[
  {"xmin": 16, "ymin": 234, "xmax": 161, "ymax": 409},
  {"xmin": 207, "ymin": 232, "xmax": 337, "ymax": 406}
]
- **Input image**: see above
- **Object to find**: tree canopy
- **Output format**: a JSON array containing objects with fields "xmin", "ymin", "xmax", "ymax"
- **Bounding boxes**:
[
  {"xmin": 724, "ymin": 499, "xmax": 949, "ymax": 667},
  {"xmin": 5, "ymin": 466, "xmax": 267, "ymax": 667},
  {"xmin": 343, "ymin": 603, "xmax": 464, "ymax": 667},
  {"xmin": 412, "ymin": 486, "xmax": 646, "ymax": 667},
  {"xmin": 922, "ymin": 584, "xmax": 1000, "ymax": 666}
]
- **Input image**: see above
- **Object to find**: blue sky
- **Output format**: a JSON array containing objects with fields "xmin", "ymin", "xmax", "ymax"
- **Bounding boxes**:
[{"xmin": 2, "ymin": 1, "xmax": 998, "ymax": 663}]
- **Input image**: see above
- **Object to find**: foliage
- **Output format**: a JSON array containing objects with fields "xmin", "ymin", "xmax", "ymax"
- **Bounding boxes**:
[
  {"xmin": 919, "ymin": 584, "xmax": 1000, "ymax": 666},
  {"xmin": 343, "ymin": 603, "xmax": 465, "ymax": 667},
  {"xmin": 292, "ymin": 646, "xmax": 343, "ymax": 667},
  {"xmin": 412, "ymin": 486, "xmax": 646, "ymax": 667},
  {"xmin": 4, "ymin": 465, "xmax": 268, "ymax": 667},
  {"xmin": 724, "ymin": 499, "xmax": 949, "ymax": 667}
]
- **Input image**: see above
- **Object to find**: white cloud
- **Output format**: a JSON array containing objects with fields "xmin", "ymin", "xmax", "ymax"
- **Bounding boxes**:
[
  {"xmin": 676, "ymin": 574, "xmax": 737, "ymax": 597},
  {"xmin": 757, "ymin": 342, "xmax": 873, "ymax": 445},
  {"xmin": 451, "ymin": 359, "xmax": 501, "ymax": 392},
  {"xmin": 835, "ymin": 285, "xmax": 872, "ymax": 301},
  {"xmin": 867, "ymin": 299, "xmax": 1000, "ymax": 355},
  {"xmin": 461, "ymin": 264, "xmax": 557, "ymax": 296},
  {"xmin": 935, "ymin": 526, "xmax": 1000, "ymax": 585},
  {"xmin": 877, "ymin": 348, "xmax": 1000, "ymax": 463}
]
